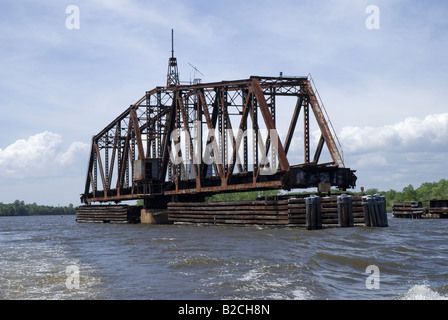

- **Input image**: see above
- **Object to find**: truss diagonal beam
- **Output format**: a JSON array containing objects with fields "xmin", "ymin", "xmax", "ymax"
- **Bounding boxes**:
[{"xmin": 251, "ymin": 78, "xmax": 290, "ymax": 171}]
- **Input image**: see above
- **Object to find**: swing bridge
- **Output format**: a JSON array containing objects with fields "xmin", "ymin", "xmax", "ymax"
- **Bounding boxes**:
[{"xmin": 80, "ymin": 32, "xmax": 357, "ymax": 209}]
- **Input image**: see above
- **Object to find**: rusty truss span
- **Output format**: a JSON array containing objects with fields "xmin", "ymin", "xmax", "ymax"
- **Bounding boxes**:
[{"xmin": 81, "ymin": 74, "xmax": 356, "ymax": 206}]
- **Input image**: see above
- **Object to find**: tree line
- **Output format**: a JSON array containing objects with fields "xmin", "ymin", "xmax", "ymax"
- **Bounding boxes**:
[{"xmin": 0, "ymin": 200, "xmax": 76, "ymax": 216}]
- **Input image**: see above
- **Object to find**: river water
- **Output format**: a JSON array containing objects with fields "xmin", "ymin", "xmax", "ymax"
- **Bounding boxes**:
[{"xmin": 0, "ymin": 214, "xmax": 447, "ymax": 300}]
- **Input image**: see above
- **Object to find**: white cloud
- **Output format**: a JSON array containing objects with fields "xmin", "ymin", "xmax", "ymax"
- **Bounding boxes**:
[
  {"xmin": 339, "ymin": 113, "xmax": 448, "ymax": 192},
  {"xmin": 0, "ymin": 131, "xmax": 89, "ymax": 179},
  {"xmin": 57, "ymin": 141, "xmax": 90, "ymax": 166},
  {"xmin": 351, "ymin": 153, "xmax": 388, "ymax": 169},
  {"xmin": 339, "ymin": 113, "xmax": 448, "ymax": 154}
]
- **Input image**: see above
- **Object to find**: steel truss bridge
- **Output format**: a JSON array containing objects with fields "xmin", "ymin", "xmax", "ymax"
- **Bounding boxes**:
[
  {"xmin": 81, "ymin": 37, "xmax": 356, "ymax": 207},
  {"xmin": 81, "ymin": 75, "xmax": 356, "ymax": 206}
]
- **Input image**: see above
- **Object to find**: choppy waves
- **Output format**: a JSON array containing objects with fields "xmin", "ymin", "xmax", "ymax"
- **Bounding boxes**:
[
  {"xmin": 1, "ymin": 216, "xmax": 447, "ymax": 300},
  {"xmin": 397, "ymin": 284, "xmax": 448, "ymax": 300},
  {"xmin": 0, "ymin": 217, "xmax": 103, "ymax": 300}
]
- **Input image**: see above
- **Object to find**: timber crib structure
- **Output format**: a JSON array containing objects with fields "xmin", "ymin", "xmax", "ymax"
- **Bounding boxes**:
[
  {"xmin": 392, "ymin": 200, "xmax": 448, "ymax": 219},
  {"xmin": 78, "ymin": 30, "xmax": 365, "ymax": 228}
]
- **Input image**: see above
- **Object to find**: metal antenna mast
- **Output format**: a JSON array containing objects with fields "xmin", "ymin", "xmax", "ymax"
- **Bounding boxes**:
[
  {"xmin": 167, "ymin": 29, "xmax": 179, "ymax": 87},
  {"xmin": 171, "ymin": 29, "xmax": 174, "ymax": 58}
]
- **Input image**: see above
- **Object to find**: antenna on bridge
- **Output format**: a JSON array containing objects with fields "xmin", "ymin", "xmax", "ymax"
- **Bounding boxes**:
[
  {"xmin": 188, "ymin": 62, "xmax": 204, "ymax": 84},
  {"xmin": 171, "ymin": 29, "xmax": 174, "ymax": 58},
  {"xmin": 167, "ymin": 29, "xmax": 180, "ymax": 87}
]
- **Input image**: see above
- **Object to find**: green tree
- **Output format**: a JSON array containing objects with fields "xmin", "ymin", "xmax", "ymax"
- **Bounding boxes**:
[
  {"xmin": 363, "ymin": 188, "xmax": 380, "ymax": 196},
  {"xmin": 433, "ymin": 179, "xmax": 448, "ymax": 199},
  {"xmin": 402, "ymin": 184, "xmax": 417, "ymax": 201},
  {"xmin": 13, "ymin": 200, "xmax": 27, "ymax": 216}
]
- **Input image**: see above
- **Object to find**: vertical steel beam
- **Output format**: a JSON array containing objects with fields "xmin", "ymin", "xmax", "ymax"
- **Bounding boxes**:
[
  {"xmin": 104, "ymin": 135, "xmax": 109, "ymax": 188},
  {"xmin": 93, "ymin": 146, "xmax": 97, "ymax": 192},
  {"xmin": 148, "ymin": 96, "xmax": 155, "ymax": 160},
  {"xmin": 157, "ymin": 90, "xmax": 162, "ymax": 158},
  {"xmin": 196, "ymin": 88, "xmax": 203, "ymax": 187},
  {"xmin": 174, "ymin": 91, "xmax": 182, "ymax": 188},
  {"xmin": 252, "ymin": 89, "xmax": 258, "ymax": 182},
  {"xmin": 160, "ymin": 97, "xmax": 176, "ymax": 182},
  {"xmin": 108, "ymin": 123, "xmax": 118, "ymax": 189},
  {"xmin": 304, "ymin": 102, "xmax": 310, "ymax": 164},
  {"xmin": 242, "ymin": 89, "xmax": 248, "ymax": 172},
  {"xmin": 83, "ymin": 140, "xmax": 96, "ymax": 199}
]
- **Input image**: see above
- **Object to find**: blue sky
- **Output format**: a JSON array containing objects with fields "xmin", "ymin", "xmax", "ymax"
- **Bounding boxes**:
[{"xmin": 1, "ymin": 0, "xmax": 448, "ymax": 206}]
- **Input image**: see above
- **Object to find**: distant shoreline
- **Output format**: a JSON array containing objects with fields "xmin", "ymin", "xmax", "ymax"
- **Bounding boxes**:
[{"xmin": 0, "ymin": 200, "xmax": 75, "ymax": 217}]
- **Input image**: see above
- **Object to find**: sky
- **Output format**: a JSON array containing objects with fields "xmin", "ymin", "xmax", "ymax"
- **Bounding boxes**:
[{"xmin": 1, "ymin": 0, "xmax": 448, "ymax": 206}]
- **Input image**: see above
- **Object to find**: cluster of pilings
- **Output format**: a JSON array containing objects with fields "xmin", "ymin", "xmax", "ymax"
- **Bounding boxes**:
[
  {"xmin": 362, "ymin": 194, "xmax": 389, "ymax": 228},
  {"xmin": 302, "ymin": 194, "xmax": 388, "ymax": 230},
  {"xmin": 303, "ymin": 194, "xmax": 357, "ymax": 229}
]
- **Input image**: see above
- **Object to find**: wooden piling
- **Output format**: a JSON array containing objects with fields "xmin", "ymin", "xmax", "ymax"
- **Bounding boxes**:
[
  {"xmin": 375, "ymin": 194, "xmax": 388, "ymax": 227},
  {"xmin": 337, "ymin": 194, "xmax": 354, "ymax": 227},
  {"xmin": 363, "ymin": 195, "xmax": 379, "ymax": 227},
  {"xmin": 362, "ymin": 195, "xmax": 388, "ymax": 227},
  {"xmin": 362, "ymin": 196, "xmax": 371, "ymax": 227},
  {"xmin": 306, "ymin": 195, "xmax": 322, "ymax": 230}
]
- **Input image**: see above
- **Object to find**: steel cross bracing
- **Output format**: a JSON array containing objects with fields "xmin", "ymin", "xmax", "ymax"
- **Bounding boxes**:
[{"xmin": 81, "ymin": 76, "xmax": 356, "ymax": 204}]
